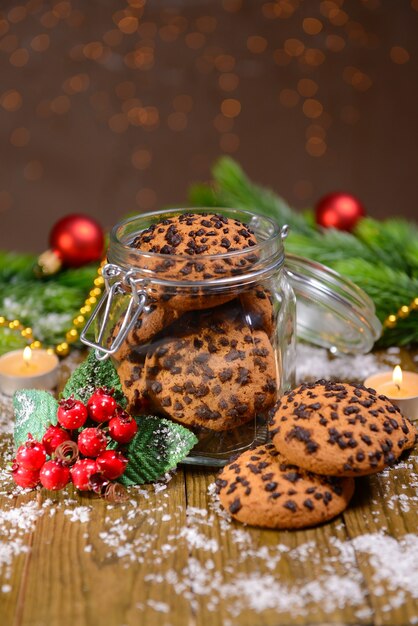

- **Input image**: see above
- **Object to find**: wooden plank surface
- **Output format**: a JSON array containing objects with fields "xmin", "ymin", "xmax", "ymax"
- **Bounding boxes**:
[
  {"xmin": 14, "ymin": 473, "xmax": 193, "ymax": 626},
  {"xmin": 1, "ymin": 348, "xmax": 417, "ymax": 626}
]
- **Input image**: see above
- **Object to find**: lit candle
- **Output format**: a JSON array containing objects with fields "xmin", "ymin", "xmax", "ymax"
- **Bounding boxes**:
[
  {"xmin": 364, "ymin": 366, "xmax": 418, "ymax": 422},
  {"xmin": 0, "ymin": 347, "xmax": 59, "ymax": 396}
]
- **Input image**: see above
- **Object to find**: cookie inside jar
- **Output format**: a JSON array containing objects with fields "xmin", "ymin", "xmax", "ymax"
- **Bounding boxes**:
[
  {"xmin": 113, "ymin": 297, "xmax": 279, "ymax": 454},
  {"xmin": 126, "ymin": 211, "xmax": 262, "ymax": 312},
  {"xmin": 103, "ymin": 208, "xmax": 292, "ymax": 465}
]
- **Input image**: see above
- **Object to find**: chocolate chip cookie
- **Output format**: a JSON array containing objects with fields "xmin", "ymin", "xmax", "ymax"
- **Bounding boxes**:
[
  {"xmin": 269, "ymin": 380, "xmax": 417, "ymax": 477},
  {"xmin": 216, "ymin": 443, "xmax": 354, "ymax": 529},
  {"xmin": 132, "ymin": 212, "xmax": 257, "ymax": 257},
  {"xmin": 129, "ymin": 212, "xmax": 260, "ymax": 311},
  {"xmin": 240, "ymin": 286, "xmax": 275, "ymax": 337},
  {"xmin": 145, "ymin": 303, "xmax": 278, "ymax": 431},
  {"xmin": 111, "ymin": 298, "xmax": 180, "ymax": 359}
]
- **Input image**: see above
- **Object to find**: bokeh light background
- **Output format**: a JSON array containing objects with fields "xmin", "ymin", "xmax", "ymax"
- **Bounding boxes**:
[{"xmin": 0, "ymin": 0, "xmax": 417, "ymax": 252}]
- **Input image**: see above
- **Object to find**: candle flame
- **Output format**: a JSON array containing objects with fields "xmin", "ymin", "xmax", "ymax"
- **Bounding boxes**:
[
  {"xmin": 23, "ymin": 346, "xmax": 32, "ymax": 364},
  {"xmin": 392, "ymin": 365, "xmax": 403, "ymax": 386}
]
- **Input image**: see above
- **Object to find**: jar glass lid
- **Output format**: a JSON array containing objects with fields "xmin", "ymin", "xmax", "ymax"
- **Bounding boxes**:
[{"xmin": 285, "ymin": 253, "xmax": 382, "ymax": 354}]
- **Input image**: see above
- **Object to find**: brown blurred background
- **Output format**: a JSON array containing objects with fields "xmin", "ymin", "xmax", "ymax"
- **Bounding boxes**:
[{"xmin": 0, "ymin": 0, "xmax": 417, "ymax": 253}]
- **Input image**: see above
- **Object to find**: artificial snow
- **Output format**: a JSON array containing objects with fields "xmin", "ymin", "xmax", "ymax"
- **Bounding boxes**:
[
  {"xmin": 296, "ymin": 343, "xmax": 391, "ymax": 383},
  {"xmin": 64, "ymin": 506, "xmax": 91, "ymax": 523}
]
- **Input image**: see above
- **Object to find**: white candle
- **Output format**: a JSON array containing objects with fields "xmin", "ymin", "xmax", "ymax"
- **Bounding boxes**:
[
  {"xmin": 364, "ymin": 366, "xmax": 418, "ymax": 422},
  {"xmin": 0, "ymin": 347, "xmax": 59, "ymax": 396}
]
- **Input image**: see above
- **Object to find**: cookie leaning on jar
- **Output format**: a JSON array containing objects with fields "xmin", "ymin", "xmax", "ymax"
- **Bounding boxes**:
[{"xmin": 268, "ymin": 380, "xmax": 418, "ymax": 476}]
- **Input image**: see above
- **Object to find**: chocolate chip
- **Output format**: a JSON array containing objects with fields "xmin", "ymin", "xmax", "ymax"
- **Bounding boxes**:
[
  {"xmin": 195, "ymin": 384, "xmax": 209, "ymax": 398},
  {"xmin": 195, "ymin": 405, "xmax": 221, "ymax": 421},
  {"xmin": 219, "ymin": 368, "xmax": 233, "ymax": 382},
  {"xmin": 265, "ymin": 482, "xmax": 278, "ymax": 492},
  {"xmin": 323, "ymin": 491, "xmax": 333, "ymax": 504},
  {"xmin": 229, "ymin": 498, "xmax": 242, "ymax": 514},
  {"xmin": 343, "ymin": 406, "xmax": 360, "ymax": 415},
  {"xmin": 287, "ymin": 426, "xmax": 318, "ymax": 454},
  {"xmin": 283, "ymin": 500, "xmax": 297, "ymax": 512},
  {"xmin": 283, "ymin": 471, "xmax": 300, "ymax": 483},
  {"xmin": 194, "ymin": 353, "xmax": 210, "ymax": 364},
  {"xmin": 237, "ymin": 367, "xmax": 250, "ymax": 385},
  {"xmin": 225, "ymin": 349, "xmax": 246, "ymax": 362},
  {"xmin": 151, "ymin": 381, "xmax": 162, "ymax": 394},
  {"xmin": 258, "ymin": 461, "xmax": 269, "ymax": 469}
]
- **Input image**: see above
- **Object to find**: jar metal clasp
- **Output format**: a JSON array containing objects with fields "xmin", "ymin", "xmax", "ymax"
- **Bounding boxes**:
[{"xmin": 80, "ymin": 263, "xmax": 147, "ymax": 361}]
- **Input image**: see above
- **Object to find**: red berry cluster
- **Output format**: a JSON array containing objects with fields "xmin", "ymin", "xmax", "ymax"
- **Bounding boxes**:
[{"xmin": 11, "ymin": 388, "xmax": 137, "ymax": 494}]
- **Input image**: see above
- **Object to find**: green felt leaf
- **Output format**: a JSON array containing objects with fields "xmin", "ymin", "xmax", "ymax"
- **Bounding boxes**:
[
  {"xmin": 110, "ymin": 416, "xmax": 198, "ymax": 485},
  {"xmin": 62, "ymin": 350, "xmax": 127, "ymax": 407},
  {"xmin": 13, "ymin": 390, "xmax": 58, "ymax": 448}
]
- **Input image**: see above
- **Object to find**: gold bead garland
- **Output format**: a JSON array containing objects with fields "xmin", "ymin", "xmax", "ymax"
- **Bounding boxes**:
[
  {"xmin": 0, "ymin": 263, "xmax": 104, "ymax": 357},
  {"xmin": 383, "ymin": 296, "xmax": 418, "ymax": 330},
  {"xmin": 0, "ymin": 262, "xmax": 416, "ymax": 354}
]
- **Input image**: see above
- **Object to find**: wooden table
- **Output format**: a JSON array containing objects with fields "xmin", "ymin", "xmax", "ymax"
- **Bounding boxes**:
[{"xmin": 1, "ymin": 348, "xmax": 418, "ymax": 626}]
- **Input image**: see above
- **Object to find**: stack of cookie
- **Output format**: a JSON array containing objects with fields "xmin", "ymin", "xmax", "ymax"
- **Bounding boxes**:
[
  {"xmin": 113, "ymin": 212, "xmax": 277, "ymax": 432},
  {"xmin": 216, "ymin": 380, "xmax": 417, "ymax": 529}
]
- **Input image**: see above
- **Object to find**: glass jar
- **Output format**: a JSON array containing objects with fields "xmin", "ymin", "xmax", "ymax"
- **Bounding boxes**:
[{"xmin": 81, "ymin": 208, "xmax": 381, "ymax": 466}]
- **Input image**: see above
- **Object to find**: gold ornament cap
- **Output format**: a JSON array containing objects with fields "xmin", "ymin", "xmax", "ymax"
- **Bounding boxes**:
[{"xmin": 34, "ymin": 249, "xmax": 62, "ymax": 276}]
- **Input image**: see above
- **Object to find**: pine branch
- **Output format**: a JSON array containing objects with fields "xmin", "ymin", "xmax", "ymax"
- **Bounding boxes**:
[
  {"xmin": 2, "ymin": 283, "xmax": 85, "ymax": 313},
  {"xmin": 188, "ymin": 183, "xmax": 224, "ymax": 208},
  {"xmin": 54, "ymin": 264, "xmax": 98, "ymax": 290},
  {"xmin": 192, "ymin": 157, "xmax": 315, "ymax": 236},
  {"xmin": 332, "ymin": 259, "xmax": 418, "ymax": 346},
  {"xmin": 0, "ymin": 251, "xmax": 36, "ymax": 283},
  {"xmin": 354, "ymin": 217, "xmax": 418, "ymax": 277},
  {"xmin": 286, "ymin": 230, "xmax": 377, "ymax": 266}
]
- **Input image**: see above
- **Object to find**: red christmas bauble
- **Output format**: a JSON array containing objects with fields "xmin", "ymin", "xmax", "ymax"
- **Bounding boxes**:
[
  {"xmin": 315, "ymin": 192, "xmax": 366, "ymax": 232},
  {"xmin": 49, "ymin": 214, "xmax": 104, "ymax": 268}
]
